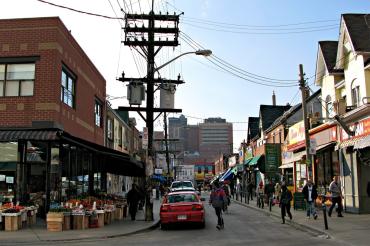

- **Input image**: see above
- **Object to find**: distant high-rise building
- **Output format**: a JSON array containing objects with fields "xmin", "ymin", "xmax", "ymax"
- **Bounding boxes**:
[
  {"xmin": 198, "ymin": 117, "xmax": 233, "ymax": 163},
  {"xmin": 168, "ymin": 114, "xmax": 187, "ymax": 154}
]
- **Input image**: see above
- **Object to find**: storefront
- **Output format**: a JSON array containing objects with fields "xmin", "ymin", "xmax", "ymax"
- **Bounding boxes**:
[
  {"xmin": 0, "ymin": 129, "xmax": 145, "ymax": 217},
  {"xmin": 338, "ymin": 117, "xmax": 370, "ymax": 213}
]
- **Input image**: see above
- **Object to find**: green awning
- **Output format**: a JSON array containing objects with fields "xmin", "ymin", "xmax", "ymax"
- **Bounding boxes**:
[
  {"xmin": 243, "ymin": 157, "xmax": 253, "ymax": 166},
  {"xmin": 0, "ymin": 162, "xmax": 16, "ymax": 171},
  {"xmin": 249, "ymin": 155, "xmax": 262, "ymax": 166}
]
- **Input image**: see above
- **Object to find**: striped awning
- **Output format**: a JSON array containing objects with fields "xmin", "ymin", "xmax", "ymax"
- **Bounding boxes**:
[
  {"xmin": 340, "ymin": 136, "xmax": 367, "ymax": 148},
  {"xmin": 0, "ymin": 129, "xmax": 59, "ymax": 141},
  {"xmin": 354, "ymin": 135, "xmax": 370, "ymax": 149}
]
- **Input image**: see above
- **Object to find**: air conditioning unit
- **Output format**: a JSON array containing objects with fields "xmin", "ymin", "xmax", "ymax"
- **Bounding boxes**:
[
  {"xmin": 333, "ymin": 98, "xmax": 346, "ymax": 115},
  {"xmin": 127, "ymin": 82, "xmax": 145, "ymax": 105}
]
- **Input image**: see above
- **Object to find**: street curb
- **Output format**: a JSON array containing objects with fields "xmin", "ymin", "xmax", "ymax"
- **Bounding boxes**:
[
  {"xmin": 232, "ymin": 199, "xmax": 332, "ymax": 239},
  {"xmin": 2, "ymin": 219, "xmax": 161, "ymax": 245},
  {"xmin": 42, "ymin": 219, "xmax": 161, "ymax": 242}
]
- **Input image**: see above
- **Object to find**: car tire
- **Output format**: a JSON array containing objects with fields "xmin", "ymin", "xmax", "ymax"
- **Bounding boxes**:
[
  {"xmin": 200, "ymin": 221, "xmax": 206, "ymax": 229},
  {"xmin": 161, "ymin": 223, "xmax": 169, "ymax": 230}
]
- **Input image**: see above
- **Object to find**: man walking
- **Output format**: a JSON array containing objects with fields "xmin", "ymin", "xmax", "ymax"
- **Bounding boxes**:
[
  {"xmin": 209, "ymin": 181, "xmax": 227, "ymax": 230},
  {"xmin": 302, "ymin": 179, "xmax": 318, "ymax": 219},
  {"xmin": 127, "ymin": 184, "xmax": 142, "ymax": 220},
  {"xmin": 329, "ymin": 176, "xmax": 344, "ymax": 217},
  {"xmin": 280, "ymin": 184, "xmax": 292, "ymax": 224}
]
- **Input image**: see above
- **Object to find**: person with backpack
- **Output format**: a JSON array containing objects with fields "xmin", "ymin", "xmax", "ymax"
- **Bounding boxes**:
[{"xmin": 209, "ymin": 181, "xmax": 227, "ymax": 230}]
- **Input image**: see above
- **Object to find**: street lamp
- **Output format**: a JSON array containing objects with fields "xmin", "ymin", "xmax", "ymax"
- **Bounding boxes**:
[{"xmin": 154, "ymin": 49, "xmax": 212, "ymax": 72}]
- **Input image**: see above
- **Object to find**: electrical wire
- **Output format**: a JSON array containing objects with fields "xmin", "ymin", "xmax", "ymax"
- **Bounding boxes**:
[
  {"xmin": 36, "ymin": 0, "xmax": 124, "ymax": 20},
  {"xmin": 179, "ymin": 35, "xmax": 297, "ymax": 88},
  {"xmin": 181, "ymin": 32, "xmax": 297, "ymax": 83}
]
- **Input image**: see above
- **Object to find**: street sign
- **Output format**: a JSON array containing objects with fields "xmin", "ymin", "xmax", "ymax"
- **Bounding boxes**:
[{"xmin": 309, "ymin": 138, "xmax": 317, "ymax": 155}]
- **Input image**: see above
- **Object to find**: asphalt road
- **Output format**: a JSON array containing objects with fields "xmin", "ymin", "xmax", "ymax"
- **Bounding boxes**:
[{"xmin": 20, "ymin": 194, "xmax": 350, "ymax": 246}]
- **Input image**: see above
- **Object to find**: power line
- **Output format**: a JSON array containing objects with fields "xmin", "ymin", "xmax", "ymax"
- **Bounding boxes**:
[{"xmin": 36, "ymin": 0, "xmax": 124, "ymax": 20}]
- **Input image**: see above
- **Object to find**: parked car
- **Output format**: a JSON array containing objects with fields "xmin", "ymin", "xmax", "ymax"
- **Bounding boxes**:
[
  {"xmin": 169, "ymin": 180, "xmax": 195, "ymax": 192},
  {"xmin": 160, "ymin": 191, "xmax": 205, "ymax": 229}
]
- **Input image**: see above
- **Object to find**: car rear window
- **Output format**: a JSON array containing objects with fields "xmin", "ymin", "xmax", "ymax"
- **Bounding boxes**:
[
  {"xmin": 171, "ymin": 182, "xmax": 193, "ymax": 188},
  {"xmin": 167, "ymin": 193, "xmax": 198, "ymax": 203}
]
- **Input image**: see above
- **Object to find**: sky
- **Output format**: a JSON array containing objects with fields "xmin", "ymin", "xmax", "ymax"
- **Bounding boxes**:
[{"xmin": 2, "ymin": 0, "xmax": 370, "ymax": 152}]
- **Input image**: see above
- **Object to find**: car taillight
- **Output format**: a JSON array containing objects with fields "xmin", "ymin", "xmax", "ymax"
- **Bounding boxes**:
[
  {"xmin": 160, "ymin": 205, "xmax": 170, "ymax": 212},
  {"xmin": 192, "ymin": 204, "xmax": 203, "ymax": 211}
]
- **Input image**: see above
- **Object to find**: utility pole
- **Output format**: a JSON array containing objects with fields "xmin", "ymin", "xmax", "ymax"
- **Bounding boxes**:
[
  {"xmin": 299, "ymin": 64, "xmax": 312, "ymax": 180},
  {"xmin": 164, "ymin": 112, "xmax": 171, "ymax": 181},
  {"xmin": 118, "ymin": 0, "xmax": 182, "ymax": 221}
]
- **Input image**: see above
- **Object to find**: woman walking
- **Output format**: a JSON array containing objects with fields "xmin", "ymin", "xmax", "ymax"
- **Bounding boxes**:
[{"xmin": 280, "ymin": 185, "xmax": 292, "ymax": 224}]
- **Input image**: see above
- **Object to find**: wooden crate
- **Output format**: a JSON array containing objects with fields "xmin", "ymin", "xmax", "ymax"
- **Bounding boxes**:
[
  {"xmin": 72, "ymin": 215, "xmax": 85, "ymax": 230},
  {"xmin": 4, "ymin": 215, "xmax": 20, "ymax": 231},
  {"xmin": 47, "ymin": 221, "xmax": 63, "ymax": 232},
  {"xmin": 104, "ymin": 211, "xmax": 112, "ymax": 225},
  {"xmin": 63, "ymin": 214, "xmax": 71, "ymax": 231},
  {"xmin": 97, "ymin": 213, "xmax": 105, "ymax": 228},
  {"xmin": 47, "ymin": 213, "xmax": 64, "ymax": 232}
]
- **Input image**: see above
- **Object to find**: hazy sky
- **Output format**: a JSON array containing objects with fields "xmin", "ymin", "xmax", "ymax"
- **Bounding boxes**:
[{"xmin": 2, "ymin": 0, "xmax": 370, "ymax": 151}]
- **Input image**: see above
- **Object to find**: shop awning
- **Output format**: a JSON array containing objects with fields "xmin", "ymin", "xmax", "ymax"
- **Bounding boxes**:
[
  {"xmin": 219, "ymin": 166, "xmax": 237, "ymax": 182},
  {"xmin": 354, "ymin": 135, "xmax": 370, "ymax": 149},
  {"xmin": 243, "ymin": 157, "xmax": 253, "ymax": 166},
  {"xmin": 0, "ymin": 162, "xmax": 16, "ymax": 171},
  {"xmin": 60, "ymin": 132, "xmax": 145, "ymax": 177},
  {"xmin": 248, "ymin": 155, "xmax": 262, "ymax": 166},
  {"xmin": 340, "ymin": 136, "xmax": 366, "ymax": 149},
  {"xmin": 0, "ymin": 129, "xmax": 60, "ymax": 141},
  {"xmin": 279, "ymin": 163, "xmax": 294, "ymax": 169},
  {"xmin": 316, "ymin": 142, "xmax": 336, "ymax": 152}
]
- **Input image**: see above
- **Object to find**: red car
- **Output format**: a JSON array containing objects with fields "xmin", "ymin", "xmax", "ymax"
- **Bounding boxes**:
[{"xmin": 160, "ymin": 191, "xmax": 205, "ymax": 229}]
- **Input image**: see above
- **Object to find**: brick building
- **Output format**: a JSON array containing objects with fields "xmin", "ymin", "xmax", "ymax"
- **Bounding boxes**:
[{"xmin": 0, "ymin": 17, "xmax": 143, "ymax": 215}]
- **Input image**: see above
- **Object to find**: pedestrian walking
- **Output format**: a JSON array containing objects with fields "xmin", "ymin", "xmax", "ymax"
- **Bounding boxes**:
[
  {"xmin": 328, "ymin": 176, "xmax": 344, "ymax": 217},
  {"xmin": 209, "ymin": 181, "xmax": 227, "ymax": 230},
  {"xmin": 274, "ymin": 182, "xmax": 281, "ymax": 203},
  {"xmin": 302, "ymin": 179, "xmax": 318, "ymax": 219},
  {"xmin": 127, "ymin": 183, "xmax": 143, "ymax": 220},
  {"xmin": 280, "ymin": 184, "xmax": 292, "ymax": 224},
  {"xmin": 256, "ymin": 181, "xmax": 264, "ymax": 208},
  {"xmin": 247, "ymin": 180, "xmax": 254, "ymax": 201},
  {"xmin": 221, "ymin": 182, "xmax": 231, "ymax": 212}
]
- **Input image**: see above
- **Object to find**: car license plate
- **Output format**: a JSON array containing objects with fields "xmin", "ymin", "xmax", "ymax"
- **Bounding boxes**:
[{"xmin": 177, "ymin": 215, "xmax": 187, "ymax": 220}]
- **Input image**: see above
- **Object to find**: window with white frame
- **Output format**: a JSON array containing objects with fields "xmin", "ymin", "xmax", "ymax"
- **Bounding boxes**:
[
  {"xmin": 61, "ymin": 68, "xmax": 76, "ymax": 108},
  {"xmin": 0, "ymin": 63, "xmax": 35, "ymax": 97},
  {"xmin": 107, "ymin": 118, "xmax": 113, "ymax": 140},
  {"xmin": 351, "ymin": 79, "xmax": 361, "ymax": 108},
  {"xmin": 95, "ymin": 100, "xmax": 103, "ymax": 127}
]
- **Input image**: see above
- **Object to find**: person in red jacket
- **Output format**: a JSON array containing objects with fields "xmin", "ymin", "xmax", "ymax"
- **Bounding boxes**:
[{"xmin": 209, "ymin": 181, "xmax": 227, "ymax": 230}]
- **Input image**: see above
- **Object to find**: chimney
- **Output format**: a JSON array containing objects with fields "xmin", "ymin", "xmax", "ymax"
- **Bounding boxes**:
[{"xmin": 272, "ymin": 91, "xmax": 276, "ymax": 106}]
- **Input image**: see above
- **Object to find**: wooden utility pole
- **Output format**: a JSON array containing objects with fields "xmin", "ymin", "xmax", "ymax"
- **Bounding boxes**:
[
  {"xmin": 164, "ymin": 112, "xmax": 171, "ymax": 179},
  {"xmin": 118, "ymin": 0, "xmax": 181, "ymax": 221},
  {"xmin": 299, "ymin": 64, "xmax": 312, "ymax": 180}
]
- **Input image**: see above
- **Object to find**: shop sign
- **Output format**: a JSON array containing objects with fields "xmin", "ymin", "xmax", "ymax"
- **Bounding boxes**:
[
  {"xmin": 287, "ymin": 121, "xmax": 305, "ymax": 150},
  {"xmin": 228, "ymin": 156, "xmax": 237, "ymax": 167},
  {"xmin": 309, "ymin": 138, "xmax": 317, "ymax": 155},
  {"xmin": 341, "ymin": 117, "xmax": 370, "ymax": 141},
  {"xmin": 264, "ymin": 144, "xmax": 281, "ymax": 173},
  {"xmin": 142, "ymin": 127, "xmax": 148, "ymax": 150},
  {"xmin": 154, "ymin": 168, "xmax": 163, "ymax": 174}
]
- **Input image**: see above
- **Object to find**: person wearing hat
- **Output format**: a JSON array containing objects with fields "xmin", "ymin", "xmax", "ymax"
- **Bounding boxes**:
[{"xmin": 302, "ymin": 179, "xmax": 318, "ymax": 219}]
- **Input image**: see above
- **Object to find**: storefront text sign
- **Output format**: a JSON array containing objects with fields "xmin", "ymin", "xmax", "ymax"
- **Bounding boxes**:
[
  {"xmin": 341, "ymin": 117, "xmax": 370, "ymax": 141},
  {"xmin": 287, "ymin": 121, "xmax": 305, "ymax": 150}
]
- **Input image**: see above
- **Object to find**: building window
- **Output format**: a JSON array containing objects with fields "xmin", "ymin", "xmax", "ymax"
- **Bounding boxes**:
[
  {"xmin": 351, "ymin": 79, "xmax": 360, "ymax": 108},
  {"xmin": 0, "ymin": 63, "xmax": 35, "ymax": 97},
  {"xmin": 118, "ymin": 126, "xmax": 122, "ymax": 147},
  {"xmin": 61, "ymin": 68, "xmax": 76, "ymax": 108},
  {"xmin": 107, "ymin": 118, "xmax": 113, "ymax": 140},
  {"xmin": 95, "ymin": 100, "xmax": 103, "ymax": 127}
]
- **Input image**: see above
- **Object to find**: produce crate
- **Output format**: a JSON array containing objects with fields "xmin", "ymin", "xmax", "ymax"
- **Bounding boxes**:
[
  {"xmin": 46, "ymin": 212, "xmax": 64, "ymax": 232},
  {"xmin": 63, "ymin": 213, "xmax": 71, "ymax": 231},
  {"xmin": 72, "ymin": 215, "xmax": 85, "ymax": 230},
  {"xmin": 3, "ymin": 212, "xmax": 22, "ymax": 231},
  {"xmin": 96, "ymin": 210, "xmax": 105, "ymax": 228}
]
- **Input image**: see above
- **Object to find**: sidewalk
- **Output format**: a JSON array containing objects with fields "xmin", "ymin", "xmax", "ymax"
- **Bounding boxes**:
[
  {"xmin": 0, "ymin": 200, "xmax": 160, "ymax": 245},
  {"xmin": 232, "ymin": 196, "xmax": 370, "ymax": 245}
]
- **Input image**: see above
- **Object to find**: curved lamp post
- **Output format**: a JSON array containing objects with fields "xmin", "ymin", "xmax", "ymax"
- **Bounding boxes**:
[{"xmin": 155, "ymin": 49, "xmax": 212, "ymax": 72}]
